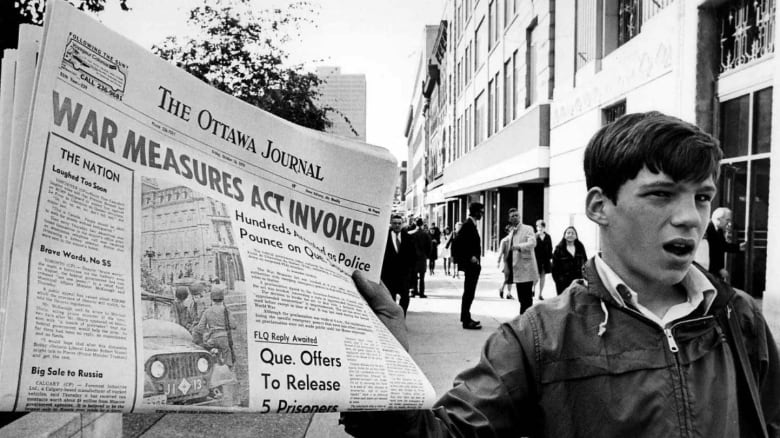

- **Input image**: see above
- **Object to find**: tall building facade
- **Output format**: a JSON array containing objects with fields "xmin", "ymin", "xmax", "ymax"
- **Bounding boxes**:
[
  {"xmin": 405, "ymin": 26, "xmax": 441, "ymax": 220},
  {"xmin": 412, "ymin": 0, "xmax": 779, "ymax": 328},
  {"xmin": 316, "ymin": 66, "xmax": 367, "ymax": 140},
  {"xmin": 414, "ymin": 0, "xmax": 553, "ymax": 252}
]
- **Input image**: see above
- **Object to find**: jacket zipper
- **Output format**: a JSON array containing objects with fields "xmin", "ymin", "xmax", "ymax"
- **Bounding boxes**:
[
  {"xmin": 618, "ymin": 308, "xmax": 716, "ymax": 436},
  {"xmin": 663, "ymin": 328, "xmax": 679, "ymax": 352},
  {"xmin": 663, "ymin": 315, "xmax": 715, "ymax": 352},
  {"xmin": 664, "ymin": 316, "xmax": 715, "ymax": 437}
]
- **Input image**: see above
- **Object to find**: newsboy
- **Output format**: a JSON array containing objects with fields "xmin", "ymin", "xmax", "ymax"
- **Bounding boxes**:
[{"xmin": 342, "ymin": 112, "xmax": 780, "ymax": 437}]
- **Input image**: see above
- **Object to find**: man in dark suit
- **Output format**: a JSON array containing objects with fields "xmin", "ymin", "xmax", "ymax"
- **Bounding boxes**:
[
  {"xmin": 381, "ymin": 214, "xmax": 415, "ymax": 316},
  {"xmin": 408, "ymin": 218, "xmax": 431, "ymax": 298},
  {"xmin": 453, "ymin": 202, "xmax": 484, "ymax": 329},
  {"xmin": 706, "ymin": 207, "xmax": 745, "ymax": 282}
]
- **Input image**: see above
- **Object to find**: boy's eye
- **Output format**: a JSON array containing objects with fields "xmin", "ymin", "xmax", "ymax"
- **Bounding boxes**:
[
  {"xmin": 696, "ymin": 194, "xmax": 713, "ymax": 202},
  {"xmin": 648, "ymin": 191, "xmax": 672, "ymax": 198}
]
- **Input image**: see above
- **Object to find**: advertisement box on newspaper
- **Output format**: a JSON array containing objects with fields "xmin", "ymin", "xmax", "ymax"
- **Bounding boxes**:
[{"xmin": 0, "ymin": 0, "xmax": 435, "ymax": 413}]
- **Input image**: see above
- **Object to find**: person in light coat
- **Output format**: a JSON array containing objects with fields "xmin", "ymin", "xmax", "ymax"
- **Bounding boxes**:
[{"xmin": 502, "ymin": 208, "xmax": 538, "ymax": 314}]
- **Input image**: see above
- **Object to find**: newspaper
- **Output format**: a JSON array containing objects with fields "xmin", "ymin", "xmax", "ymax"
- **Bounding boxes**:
[
  {"xmin": 0, "ymin": 0, "xmax": 435, "ymax": 413},
  {"xmin": 0, "ymin": 49, "xmax": 18, "ymax": 350}
]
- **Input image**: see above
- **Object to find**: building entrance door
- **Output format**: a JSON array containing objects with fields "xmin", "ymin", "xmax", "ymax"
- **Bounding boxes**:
[
  {"xmin": 718, "ymin": 160, "xmax": 770, "ymax": 297},
  {"xmin": 717, "ymin": 86, "xmax": 772, "ymax": 298}
]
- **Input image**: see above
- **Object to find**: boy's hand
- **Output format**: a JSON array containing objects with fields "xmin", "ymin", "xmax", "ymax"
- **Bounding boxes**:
[{"xmin": 352, "ymin": 271, "xmax": 409, "ymax": 350}]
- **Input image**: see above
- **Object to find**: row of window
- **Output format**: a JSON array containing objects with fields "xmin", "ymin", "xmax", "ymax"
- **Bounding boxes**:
[
  {"xmin": 453, "ymin": 0, "xmax": 519, "ymax": 45},
  {"xmin": 452, "ymin": 0, "xmax": 523, "ymax": 98},
  {"xmin": 444, "ymin": 39, "xmax": 537, "ymax": 169}
]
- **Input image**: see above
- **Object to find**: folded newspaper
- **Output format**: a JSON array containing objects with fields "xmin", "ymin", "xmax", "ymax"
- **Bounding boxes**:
[{"xmin": 0, "ymin": 0, "xmax": 435, "ymax": 413}]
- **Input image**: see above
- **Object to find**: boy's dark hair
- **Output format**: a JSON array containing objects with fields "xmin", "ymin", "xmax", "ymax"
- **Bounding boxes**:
[
  {"xmin": 416, "ymin": 218, "xmax": 424, "ymax": 227},
  {"xmin": 583, "ymin": 111, "xmax": 722, "ymax": 203},
  {"xmin": 390, "ymin": 213, "xmax": 403, "ymax": 221},
  {"xmin": 468, "ymin": 202, "xmax": 484, "ymax": 216}
]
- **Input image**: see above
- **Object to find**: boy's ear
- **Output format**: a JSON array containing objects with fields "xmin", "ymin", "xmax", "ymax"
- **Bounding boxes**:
[{"xmin": 585, "ymin": 187, "xmax": 610, "ymax": 226}]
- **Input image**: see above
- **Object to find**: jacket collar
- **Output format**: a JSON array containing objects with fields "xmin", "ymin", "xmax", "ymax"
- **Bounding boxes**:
[{"xmin": 582, "ymin": 257, "xmax": 717, "ymax": 315}]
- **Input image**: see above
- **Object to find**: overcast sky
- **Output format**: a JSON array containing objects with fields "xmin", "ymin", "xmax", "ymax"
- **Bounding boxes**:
[{"xmin": 99, "ymin": 0, "xmax": 447, "ymax": 163}]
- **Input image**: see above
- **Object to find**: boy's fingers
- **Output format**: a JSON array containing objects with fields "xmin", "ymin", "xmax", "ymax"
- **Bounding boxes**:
[
  {"xmin": 352, "ymin": 271, "xmax": 408, "ymax": 350},
  {"xmin": 352, "ymin": 271, "xmax": 396, "ymax": 313}
]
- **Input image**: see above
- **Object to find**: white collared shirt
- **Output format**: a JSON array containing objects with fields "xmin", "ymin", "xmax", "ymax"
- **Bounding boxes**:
[{"xmin": 593, "ymin": 256, "xmax": 717, "ymax": 328}]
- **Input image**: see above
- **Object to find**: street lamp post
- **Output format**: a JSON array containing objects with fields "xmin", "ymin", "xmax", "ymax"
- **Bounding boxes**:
[{"xmin": 145, "ymin": 248, "xmax": 156, "ymax": 269}]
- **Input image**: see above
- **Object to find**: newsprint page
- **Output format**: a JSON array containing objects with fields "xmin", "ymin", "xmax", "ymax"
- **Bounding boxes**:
[{"xmin": 0, "ymin": 0, "xmax": 435, "ymax": 413}]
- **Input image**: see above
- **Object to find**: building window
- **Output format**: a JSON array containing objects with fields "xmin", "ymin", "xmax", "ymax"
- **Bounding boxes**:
[
  {"xmin": 602, "ymin": 100, "xmax": 626, "ymax": 124},
  {"xmin": 458, "ymin": 2, "xmax": 464, "ymax": 40},
  {"xmin": 503, "ymin": 58, "xmax": 512, "ymax": 126},
  {"xmin": 493, "ymin": 71, "xmax": 501, "ymax": 133},
  {"xmin": 488, "ymin": 79, "xmax": 495, "ymax": 137},
  {"xmin": 575, "ymin": 0, "xmax": 597, "ymax": 71},
  {"xmin": 464, "ymin": 47, "xmax": 470, "ymax": 86},
  {"xmin": 719, "ymin": 0, "xmax": 776, "ymax": 74},
  {"xmin": 475, "ymin": 91, "xmax": 486, "ymax": 145},
  {"xmin": 617, "ymin": 0, "xmax": 640, "ymax": 46},
  {"xmin": 465, "ymin": 105, "xmax": 472, "ymax": 151},
  {"xmin": 488, "ymin": 0, "xmax": 497, "ymax": 50},
  {"xmin": 512, "ymin": 50, "xmax": 520, "ymax": 119},
  {"xmin": 504, "ymin": 0, "xmax": 515, "ymax": 28},
  {"xmin": 475, "ymin": 18, "xmax": 486, "ymax": 71},
  {"xmin": 721, "ymin": 87, "xmax": 773, "ymax": 158},
  {"xmin": 526, "ymin": 21, "xmax": 538, "ymax": 108},
  {"xmin": 455, "ymin": 116, "xmax": 461, "ymax": 159},
  {"xmin": 448, "ymin": 73, "xmax": 453, "ymax": 104},
  {"xmin": 466, "ymin": 42, "xmax": 472, "ymax": 84}
]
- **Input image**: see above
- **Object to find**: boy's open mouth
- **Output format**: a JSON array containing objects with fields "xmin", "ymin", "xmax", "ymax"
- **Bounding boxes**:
[{"xmin": 662, "ymin": 239, "xmax": 696, "ymax": 257}]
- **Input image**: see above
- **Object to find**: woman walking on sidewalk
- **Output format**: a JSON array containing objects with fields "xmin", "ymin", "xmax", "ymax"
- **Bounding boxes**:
[
  {"xmin": 448, "ymin": 222, "xmax": 462, "ymax": 278},
  {"xmin": 439, "ymin": 226, "xmax": 453, "ymax": 276},
  {"xmin": 551, "ymin": 226, "xmax": 588, "ymax": 295}
]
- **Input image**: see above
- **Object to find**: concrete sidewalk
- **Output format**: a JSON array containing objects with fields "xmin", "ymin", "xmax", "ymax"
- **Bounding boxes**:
[{"xmin": 304, "ymin": 253, "xmax": 556, "ymax": 437}]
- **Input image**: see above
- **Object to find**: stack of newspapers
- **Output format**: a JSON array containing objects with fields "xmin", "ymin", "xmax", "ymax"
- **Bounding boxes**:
[{"xmin": 0, "ymin": 0, "xmax": 434, "ymax": 413}]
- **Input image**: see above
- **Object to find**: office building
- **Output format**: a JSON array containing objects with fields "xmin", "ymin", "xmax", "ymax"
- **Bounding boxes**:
[{"xmin": 316, "ymin": 66, "xmax": 367, "ymax": 141}]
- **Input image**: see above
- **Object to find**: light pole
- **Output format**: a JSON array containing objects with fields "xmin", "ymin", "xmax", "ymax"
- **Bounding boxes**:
[{"xmin": 144, "ymin": 247, "xmax": 156, "ymax": 270}]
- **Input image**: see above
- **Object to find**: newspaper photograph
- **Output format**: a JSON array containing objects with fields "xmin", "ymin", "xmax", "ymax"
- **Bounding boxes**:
[{"xmin": 0, "ymin": 0, "xmax": 436, "ymax": 414}]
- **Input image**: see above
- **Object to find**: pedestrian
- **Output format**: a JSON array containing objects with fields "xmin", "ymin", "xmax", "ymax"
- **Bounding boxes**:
[
  {"xmin": 381, "ymin": 214, "xmax": 415, "ymax": 315},
  {"xmin": 451, "ymin": 203, "xmax": 484, "ymax": 329},
  {"xmin": 439, "ymin": 226, "xmax": 453, "ymax": 276},
  {"xmin": 501, "ymin": 208, "xmax": 538, "ymax": 314},
  {"xmin": 194, "ymin": 288, "xmax": 237, "ymax": 367},
  {"xmin": 495, "ymin": 225, "xmax": 515, "ymax": 299},
  {"xmin": 428, "ymin": 224, "xmax": 441, "ymax": 275},
  {"xmin": 706, "ymin": 207, "xmax": 746, "ymax": 283},
  {"xmin": 551, "ymin": 226, "xmax": 588, "ymax": 295},
  {"xmin": 342, "ymin": 111, "xmax": 780, "ymax": 437},
  {"xmin": 534, "ymin": 219, "xmax": 553, "ymax": 300},
  {"xmin": 407, "ymin": 218, "xmax": 431, "ymax": 298},
  {"xmin": 448, "ymin": 222, "xmax": 462, "ymax": 278}
]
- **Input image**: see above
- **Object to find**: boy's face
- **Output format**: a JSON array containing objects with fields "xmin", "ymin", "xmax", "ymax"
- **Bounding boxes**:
[{"xmin": 601, "ymin": 167, "xmax": 716, "ymax": 290}]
